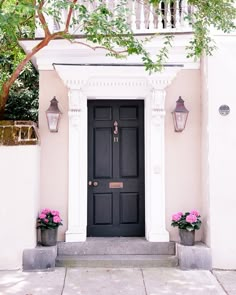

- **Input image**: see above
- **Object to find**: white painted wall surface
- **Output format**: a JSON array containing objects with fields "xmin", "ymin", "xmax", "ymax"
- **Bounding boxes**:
[
  {"xmin": 203, "ymin": 35, "xmax": 236, "ymax": 269},
  {"xmin": 201, "ymin": 55, "xmax": 211, "ymax": 248},
  {"xmin": 0, "ymin": 146, "xmax": 40, "ymax": 269}
]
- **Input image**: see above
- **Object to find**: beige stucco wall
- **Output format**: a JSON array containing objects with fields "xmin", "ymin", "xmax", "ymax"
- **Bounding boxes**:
[
  {"xmin": 165, "ymin": 69, "xmax": 201, "ymax": 242},
  {"xmin": 0, "ymin": 146, "xmax": 40, "ymax": 269},
  {"xmin": 39, "ymin": 71, "xmax": 68, "ymax": 241},
  {"xmin": 39, "ymin": 69, "xmax": 201, "ymax": 242}
]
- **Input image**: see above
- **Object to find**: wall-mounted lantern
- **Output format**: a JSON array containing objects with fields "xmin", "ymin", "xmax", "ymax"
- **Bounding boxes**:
[
  {"xmin": 46, "ymin": 97, "xmax": 62, "ymax": 132},
  {"xmin": 172, "ymin": 96, "xmax": 189, "ymax": 132}
]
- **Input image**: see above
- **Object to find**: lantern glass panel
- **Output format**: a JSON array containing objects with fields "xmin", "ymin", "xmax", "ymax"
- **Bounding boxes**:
[
  {"xmin": 46, "ymin": 112, "xmax": 60, "ymax": 132},
  {"xmin": 176, "ymin": 112, "xmax": 186, "ymax": 131},
  {"xmin": 173, "ymin": 112, "xmax": 188, "ymax": 132}
]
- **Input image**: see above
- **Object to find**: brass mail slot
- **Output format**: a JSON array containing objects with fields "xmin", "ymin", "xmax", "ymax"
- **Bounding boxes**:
[{"xmin": 109, "ymin": 182, "xmax": 123, "ymax": 189}]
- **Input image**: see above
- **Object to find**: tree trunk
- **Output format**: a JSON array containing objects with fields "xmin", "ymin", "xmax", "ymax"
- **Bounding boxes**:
[{"xmin": 0, "ymin": 83, "xmax": 10, "ymax": 119}]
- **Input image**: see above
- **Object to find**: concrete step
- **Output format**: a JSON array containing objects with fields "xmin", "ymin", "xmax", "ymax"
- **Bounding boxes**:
[
  {"xmin": 57, "ymin": 238, "xmax": 175, "ymax": 256},
  {"xmin": 56, "ymin": 254, "xmax": 178, "ymax": 268}
]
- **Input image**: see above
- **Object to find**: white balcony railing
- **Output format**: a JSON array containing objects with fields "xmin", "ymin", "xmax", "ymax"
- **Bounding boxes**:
[{"xmin": 36, "ymin": 0, "xmax": 194, "ymax": 38}]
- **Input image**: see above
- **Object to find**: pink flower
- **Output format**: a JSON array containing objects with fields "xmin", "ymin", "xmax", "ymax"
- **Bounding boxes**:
[
  {"xmin": 44, "ymin": 219, "xmax": 49, "ymax": 223},
  {"xmin": 177, "ymin": 212, "xmax": 183, "ymax": 217},
  {"xmin": 51, "ymin": 210, "xmax": 60, "ymax": 216},
  {"xmin": 41, "ymin": 208, "xmax": 51, "ymax": 214},
  {"xmin": 186, "ymin": 214, "xmax": 197, "ymax": 223},
  {"xmin": 172, "ymin": 213, "xmax": 182, "ymax": 222},
  {"xmin": 39, "ymin": 213, "xmax": 46, "ymax": 219},
  {"xmin": 190, "ymin": 210, "xmax": 200, "ymax": 217},
  {"xmin": 53, "ymin": 216, "xmax": 61, "ymax": 223}
]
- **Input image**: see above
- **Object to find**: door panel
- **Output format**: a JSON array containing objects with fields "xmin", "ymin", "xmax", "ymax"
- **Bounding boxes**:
[
  {"xmin": 94, "ymin": 128, "xmax": 113, "ymax": 178},
  {"xmin": 120, "ymin": 128, "xmax": 138, "ymax": 177},
  {"xmin": 93, "ymin": 193, "xmax": 113, "ymax": 225},
  {"xmin": 88, "ymin": 100, "xmax": 145, "ymax": 237},
  {"xmin": 119, "ymin": 106, "xmax": 138, "ymax": 120},
  {"xmin": 120, "ymin": 193, "xmax": 139, "ymax": 224},
  {"xmin": 94, "ymin": 107, "xmax": 112, "ymax": 121}
]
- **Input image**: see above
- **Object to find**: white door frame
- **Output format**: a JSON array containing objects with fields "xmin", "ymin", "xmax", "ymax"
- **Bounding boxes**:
[{"xmin": 54, "ymin": 65, "xmax": 180, "ymax": 242}]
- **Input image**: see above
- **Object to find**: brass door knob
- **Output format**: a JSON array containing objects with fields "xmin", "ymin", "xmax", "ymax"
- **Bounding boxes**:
[
  {"xmin": 88, "ymin": 181, "xmax": 99, "ymax": 187},
  {"xmin": 93, "ymin": 181, "xmax": 98, "ymax": 187}
]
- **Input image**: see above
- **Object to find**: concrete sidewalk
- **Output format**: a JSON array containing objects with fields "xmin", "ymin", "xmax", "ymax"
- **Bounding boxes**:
[{"xmin": 0, "ymin": 267, "xmax": 234, "ymax": 295}]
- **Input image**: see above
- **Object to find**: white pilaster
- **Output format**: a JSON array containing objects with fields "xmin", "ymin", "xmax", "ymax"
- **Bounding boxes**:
[
  {"xmin": 66, "ymin": 88, "xmax": 87, "ymax": 242},
  {"xmin": 145, "ymin": 88, "xmax": 169, "ymax": 242}
]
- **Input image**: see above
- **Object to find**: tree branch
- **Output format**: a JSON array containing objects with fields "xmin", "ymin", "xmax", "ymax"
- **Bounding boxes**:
[
  {"xmin": 20, "ymin": 15, "xmax": 34, "ymax": 26},
  {"xmin": 37, "ymin": 0, "xmax": 51, "ymax": 36},
  {"xmin": 65, "ymin": 0, "xmax": 78, "ymax": 32},
  {"xmin": 67, "ymin": 38, "xmax": 128, "ymax": 57}
]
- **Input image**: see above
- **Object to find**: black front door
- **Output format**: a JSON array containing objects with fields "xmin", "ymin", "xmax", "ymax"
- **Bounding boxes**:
[{"xmin": 87, "ymin": 100, "xmax": 145, "ymax": 237}]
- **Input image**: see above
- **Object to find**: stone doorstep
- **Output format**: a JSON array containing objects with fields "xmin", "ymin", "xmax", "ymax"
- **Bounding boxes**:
[
  {"xmin": 23, "ymin": 239, "xmax": 176, "ymax": 271},
  {"xmin": 56, "ymin": 254, "xmax": 178, "ymax": 268},
  {"xmin": 57, "ymin": 238, "xmax": 176, "ymax": 256},
  {"xmin": 22, "ymin": 241, "xmax": 212, "ymax": 271},
  {"xmin": 56, "ymin": 238, "xmax": 177, "ymax": 269},
  {"xmin": 23, "ymin": 245, "xmax": 57, "ymax": 272},
  {"xmin": 177, "ymin": 242, "xmax": 212, "ymax": 270}
]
